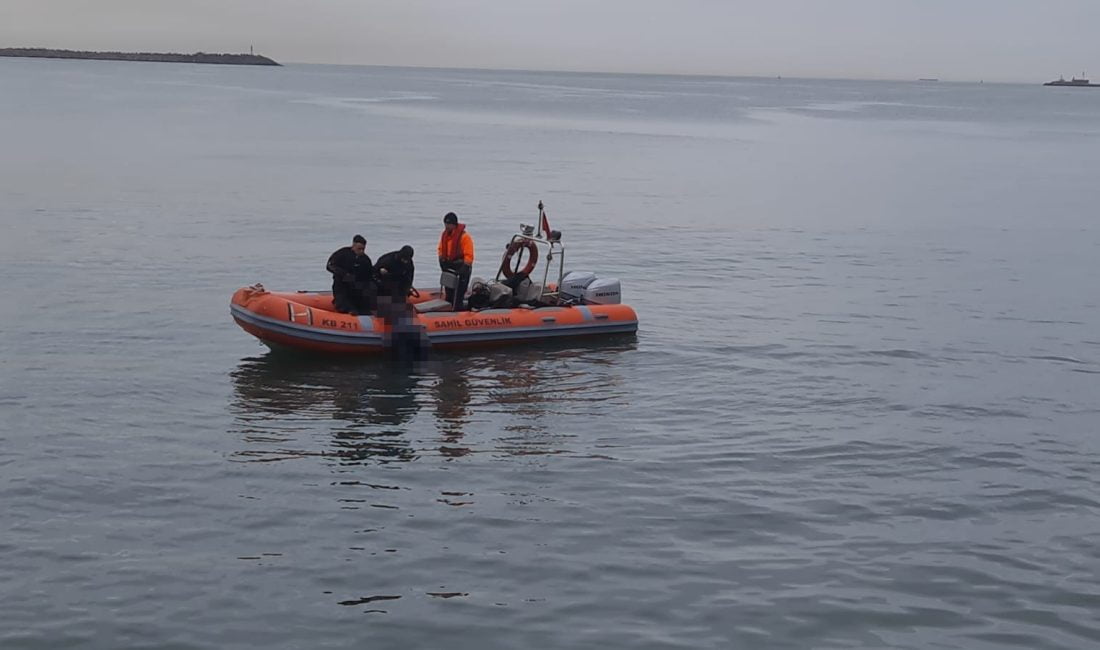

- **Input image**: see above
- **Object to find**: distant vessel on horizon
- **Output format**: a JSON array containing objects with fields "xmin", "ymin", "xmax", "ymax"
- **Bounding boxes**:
[
  {"xmin": 1044, "ymin": 74, "xmax": 1099, "ymax": 88},
  {"xmin": 918, "ymin": 78, "xmax": 939, "ymax": 82}
]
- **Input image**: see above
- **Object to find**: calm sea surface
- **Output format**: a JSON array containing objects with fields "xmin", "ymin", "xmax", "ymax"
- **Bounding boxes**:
[{"xmin": 2, "ymin": 59, "xmax": 1100, "ymax": 649}]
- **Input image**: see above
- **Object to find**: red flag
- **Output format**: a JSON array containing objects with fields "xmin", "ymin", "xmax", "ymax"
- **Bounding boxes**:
[{"xmin": 540, "ymin": 211, "xmax": 551, "ymax": 239}]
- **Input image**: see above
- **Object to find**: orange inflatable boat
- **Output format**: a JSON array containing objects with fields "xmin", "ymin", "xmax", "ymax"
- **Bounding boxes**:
[{"xmin": 230, "ymin": 213, "xmax": 638, "ymax": 355}]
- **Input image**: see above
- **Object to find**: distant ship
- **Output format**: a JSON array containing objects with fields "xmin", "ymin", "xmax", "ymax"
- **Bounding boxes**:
[{"xmin": 1044, "ymin": 75, "xmax": 1100, "ymax": 88}]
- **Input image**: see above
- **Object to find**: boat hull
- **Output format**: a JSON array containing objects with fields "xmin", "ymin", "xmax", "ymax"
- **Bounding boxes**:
[{"xmin": 230, "ymin": 285, "xmax": 638, "ymax": 355}]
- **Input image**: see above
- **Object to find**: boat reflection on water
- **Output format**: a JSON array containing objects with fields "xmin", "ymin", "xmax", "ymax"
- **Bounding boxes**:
[
  {"xmin": 432, "ymin": 362, "xmax": 473, "ymax": 458},
  {"xmin": 230, "ymin": 354, "xmax": 425, "ymax": 464},
  {"xmin": 229, "ymin": 336, "xmax": 637, "ymax": 465}
]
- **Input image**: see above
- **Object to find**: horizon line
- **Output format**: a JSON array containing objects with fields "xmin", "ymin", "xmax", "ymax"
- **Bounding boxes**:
[
  {"xmin": 277, "ymin": 60, "xmax": 1037, "ymax": 86},
  {"xmin": 2, "ymin": 43, "xmax": 1056, "ymax": 84}
]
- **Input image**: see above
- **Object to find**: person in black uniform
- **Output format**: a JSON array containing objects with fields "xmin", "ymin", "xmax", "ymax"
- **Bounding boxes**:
[
  {"xmin": 375, "ymin": 245, "xmax": 415, "ymax": 303},
  {"xmin": 375, "ymin": 245, "xmax": 423, "ymax": 357},
  {"xmin": 326, "ymin": 234, "xmax": 375, "ymax": 315}
]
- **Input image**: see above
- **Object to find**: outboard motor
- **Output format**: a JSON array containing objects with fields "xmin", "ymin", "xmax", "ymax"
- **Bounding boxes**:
[
  {"xmin": 560, "ymin": 271, "xmax": 597, "ymax": 301},
  {"xmin": 581, "ymin": 278, "xmax": 622, "ymax": 305}
]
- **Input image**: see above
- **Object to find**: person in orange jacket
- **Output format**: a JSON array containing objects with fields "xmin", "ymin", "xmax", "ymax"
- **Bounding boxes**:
[{"xmin": 438, "ymin": 212, "xmax": 475, "ymax": 310}]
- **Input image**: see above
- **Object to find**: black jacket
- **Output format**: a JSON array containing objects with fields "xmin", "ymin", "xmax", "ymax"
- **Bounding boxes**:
[
  {"xmin": 374, "ymin": 250, "xmax": 415, "ymax": 293},
  {"xmin": 327, "ymin": 247, "xmax": 373, "ymax": 282}
]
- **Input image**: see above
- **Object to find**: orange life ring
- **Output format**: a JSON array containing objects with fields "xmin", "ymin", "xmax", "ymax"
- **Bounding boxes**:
[{"xmin": 501, "ymin": 239, "xmax": 539, "ymax": 278}]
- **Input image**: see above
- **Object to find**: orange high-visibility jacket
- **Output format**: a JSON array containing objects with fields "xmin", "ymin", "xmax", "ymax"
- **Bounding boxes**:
[{"xmin": 438, "ymin": 225, "xmax": 475, "ymax": 266}]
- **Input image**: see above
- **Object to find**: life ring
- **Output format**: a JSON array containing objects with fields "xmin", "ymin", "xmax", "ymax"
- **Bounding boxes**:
[{"xmin": 501, "ymin": 239, "xmax": 539, "ymax": 278}]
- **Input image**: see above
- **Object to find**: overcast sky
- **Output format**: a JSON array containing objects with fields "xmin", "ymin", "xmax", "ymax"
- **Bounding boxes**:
[{"xmin": 2, "ymin": 0, "xmax": 1099, "ymax": 82}]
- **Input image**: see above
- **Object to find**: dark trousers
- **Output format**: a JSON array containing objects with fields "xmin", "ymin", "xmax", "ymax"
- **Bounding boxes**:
[
  {"xmin": 332, "ymin": 278, "xmax": 375, "ymax": 315},
  {"xmin": 441, "ymin": 262, "xmax": 471, "ymax": 311}
]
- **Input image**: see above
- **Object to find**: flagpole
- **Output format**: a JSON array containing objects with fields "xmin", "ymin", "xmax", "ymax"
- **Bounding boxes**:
[{"xmin": 538, "ymin": 200, "xmax": 549, "ymax": 239}]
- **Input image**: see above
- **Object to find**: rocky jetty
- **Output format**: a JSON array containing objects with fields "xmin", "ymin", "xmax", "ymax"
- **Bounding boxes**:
[{"xmin": 0, "ymin": 48, "xmax": 279, "ymax": 66}]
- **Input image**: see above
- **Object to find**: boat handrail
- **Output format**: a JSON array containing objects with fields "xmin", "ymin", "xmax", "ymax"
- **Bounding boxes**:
[{"xmin": 495, "ymin": 229, "xmax": 565, "ymax": 302}]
